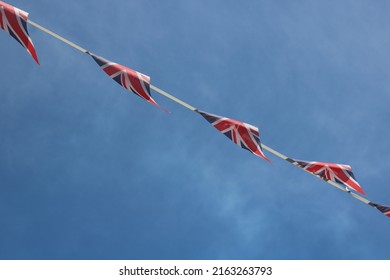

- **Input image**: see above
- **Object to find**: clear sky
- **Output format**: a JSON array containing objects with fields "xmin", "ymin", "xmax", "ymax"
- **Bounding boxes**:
[{"xmin": 1, "ymin": 0, "xmax": 390, "ymax": 260}]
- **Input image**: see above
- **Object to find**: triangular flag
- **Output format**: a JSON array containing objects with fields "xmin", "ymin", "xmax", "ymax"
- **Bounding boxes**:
[
  {"xmin": 197, "ymin": 109, "xmax": 270, "ymax": 162},
  {"xmin": 88, "ymin": 52, "xmax": 166, "ymax": 111},
  {"xmin": 293, "ymin": 160, "xmax": 365, "ymax": 195},
  {"xmin": 370, "ymin": 203, "xmax": 390, "ymax": 218},
  {"xmin": 0, "ymin": 1, "xmax": 39, "ymax": 64}
]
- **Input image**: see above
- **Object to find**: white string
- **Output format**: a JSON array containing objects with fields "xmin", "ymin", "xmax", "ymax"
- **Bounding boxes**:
[
  {"xmin": 28, "ymin": 19, "xmax": 87, "ymax": 53},
  {"xmin": 150, "ymin": 85, "xmax": 197, "ymax": 111},
  {"xmin": 27, "ymin": 17, "xmax": 378, "ymax": 211}
]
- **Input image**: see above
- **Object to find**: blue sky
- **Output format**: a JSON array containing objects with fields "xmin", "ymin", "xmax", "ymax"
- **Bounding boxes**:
[{"xmin": 1, "ymin": 0, "xmax": 390, "ymax": 259}]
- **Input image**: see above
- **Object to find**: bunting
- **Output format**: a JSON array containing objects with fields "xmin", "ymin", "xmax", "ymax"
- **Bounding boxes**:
[{"xmin": 1, "ymin": 1, "xmax": 389, "ymax": 219}]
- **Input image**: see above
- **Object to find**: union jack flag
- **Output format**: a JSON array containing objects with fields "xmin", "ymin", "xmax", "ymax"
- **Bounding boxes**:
[
  {"xmin": 88, "ymin": 52, "xmax": 165, "ymax": 111},
  {"xmin": 293, "ymin": 160, "xmax": 365, "ymax": 195},
  {"xmin": 372, "ymin": 203, "xmax": 390, "ymax": 218},
  {"xmin": 368, "ymin": 202, "xmax": 390, "ymax": 218},
  {"xmin": 0, "ymin": 1, "xmax": 39, "ymax": 64},
  {"xmin": 197, "ymin": 109, "xmax": 270, "ymax": 162}
]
